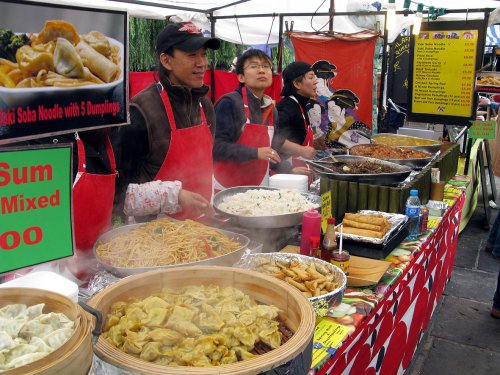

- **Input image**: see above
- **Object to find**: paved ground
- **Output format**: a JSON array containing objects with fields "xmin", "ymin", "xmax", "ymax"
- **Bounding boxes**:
[{"xmin": 407, "ymin": 178, "xmax": 500, "ymax": 374}]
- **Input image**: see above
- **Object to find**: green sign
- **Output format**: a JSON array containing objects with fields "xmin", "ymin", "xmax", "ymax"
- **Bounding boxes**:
[
  {"xmin": 468, "ymin": 120, "xmax": 496, "ymax": 139},
  {"xmin": 0, "ymin": 146, "xmax": 73, "ymax": 273}
]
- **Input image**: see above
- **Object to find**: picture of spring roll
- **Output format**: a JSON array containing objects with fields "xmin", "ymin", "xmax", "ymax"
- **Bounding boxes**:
[{"xmin": 76, "ymin": 40, "xmax": 119, "ymax": 83}]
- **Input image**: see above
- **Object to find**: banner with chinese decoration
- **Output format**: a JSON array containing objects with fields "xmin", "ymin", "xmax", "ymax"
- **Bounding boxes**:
[{"xmin": 290, "ymin": 32, "xmax": 378, "ymax": 148}]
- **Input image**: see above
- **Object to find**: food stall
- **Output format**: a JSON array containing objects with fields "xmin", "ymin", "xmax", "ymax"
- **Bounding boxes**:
[{"xmin": 0, "ymin": 0, "xmax": 488, "ymax": 374}]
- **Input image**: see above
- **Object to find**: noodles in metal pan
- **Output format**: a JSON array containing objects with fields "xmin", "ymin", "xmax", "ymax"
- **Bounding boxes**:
[{"xmin": 95, "ymin": 219, "xmax": 241, "ymax": 268}]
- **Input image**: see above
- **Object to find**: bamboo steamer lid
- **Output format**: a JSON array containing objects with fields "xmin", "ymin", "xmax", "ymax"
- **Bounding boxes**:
[
  {"xmin": 0, "ymin": 288, "xmax": 93, "ymax": 375},
  {"xmin": 88, "ymin": 266, "xmax": 315, "ymax": 375}
]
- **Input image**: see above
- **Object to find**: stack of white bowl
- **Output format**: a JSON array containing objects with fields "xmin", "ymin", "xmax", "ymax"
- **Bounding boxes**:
[{"xmin": 269, "ymin": 174, "xmax": 309, "ymax": 193}]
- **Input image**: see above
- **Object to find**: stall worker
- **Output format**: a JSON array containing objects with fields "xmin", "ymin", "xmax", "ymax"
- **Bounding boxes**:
[
  {"xmin": 275, "ymin": 61, "xmax": 318, "ymax": 168},
  {"xmin": 113, "ymin": 22, "xmax": 220, "ymax": 221},
  {"xmin": 213, "ymin": 49, "xmax": 312, "ymax": 189}
]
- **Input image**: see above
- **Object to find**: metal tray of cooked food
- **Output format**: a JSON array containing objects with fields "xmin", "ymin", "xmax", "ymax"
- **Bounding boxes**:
[
  {"xmin": 372, "ymin": 133, "xmax": 443, "ymax": 154},
  {"xmin": 93, "ymin": 223, "xmax": 250, "ymax": 277},
  {"xmin": 213, "ymin": 186, "xmax": 321, "ymax": 229},
  {"xmin": 349, "ymin": 144, "xmax": 437, "ymax": 169},
  {"xmin": 337, "ymin": 210, "xmax": 408, "ymax": 245},
  {"xmin": 310, "ymin": 155, "xmax": 412, "ymax": 185}
]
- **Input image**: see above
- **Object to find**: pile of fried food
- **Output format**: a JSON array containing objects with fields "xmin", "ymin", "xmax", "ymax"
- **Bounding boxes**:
[
  {"xmin": 0, "ymin": 20, "xmax": 121, "ymax": 88},
  {"xmin": 254, "ymin": 257, "xmax": 340, "ymax": 298},
  {"xmin": 350, "ymin": 144, "xmax": 431, "ymax": 160},
  {"xmin": 341, "ymin": 213, "xmax": 392, "ymax": 239},
  {"xmin": 102, "ymin": 285, "xmax": 284, "ymax": 367}
]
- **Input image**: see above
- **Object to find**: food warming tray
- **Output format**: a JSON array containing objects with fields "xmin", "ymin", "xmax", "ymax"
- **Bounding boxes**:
[
  {"xmin": 310, "ymin": 155, "xmax": 412, "ymax": 185},
  {"xmin": 213, "ymin": 186, "xmax": 321, "ymax": 229},
  {"xmin": 372, "ymin": 133, "xmax": 443, "ymax": 154},
  {"xmin": 93, "ymin": 223, "xmax": 250, "ymax": 277}
]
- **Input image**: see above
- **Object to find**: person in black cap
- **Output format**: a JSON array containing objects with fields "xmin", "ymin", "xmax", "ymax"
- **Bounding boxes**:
[
  {"xmin": 275, "ymin": 61, "xmax": 317, "ymax": 169},
  {"xmin": 113, "ymin": 22, "xmax": 220, "ymax": 221}
]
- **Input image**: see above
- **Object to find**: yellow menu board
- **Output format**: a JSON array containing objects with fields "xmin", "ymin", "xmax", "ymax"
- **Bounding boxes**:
[{"xmin": 412, "ymin": 30, "xmax": 477, "ymax": 117}]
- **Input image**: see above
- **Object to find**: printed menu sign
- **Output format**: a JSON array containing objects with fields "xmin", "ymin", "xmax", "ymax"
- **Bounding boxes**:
[
  {"xmin": 412, "ymin": 30, "xmax": 476, "ymax": 118},
  {"xmin": 0, "ymin": 146, "xmax": 73, "ymax": 274},
  {"xmin": 0, "ymin": 0, "xmax": 128, "ymax": 145}
]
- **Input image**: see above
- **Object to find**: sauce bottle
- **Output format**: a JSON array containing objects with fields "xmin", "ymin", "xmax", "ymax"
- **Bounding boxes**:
[
  {"xmin": 300, "ymin": 209, "xmax": 321, "ymax": 256},
  {"xmin": 321, "ymin": 217, "xmax": 337, "ymax": 262},
  {"xmin": 309, "ymin": 236, "xmax": 321, "ymax": 258}
]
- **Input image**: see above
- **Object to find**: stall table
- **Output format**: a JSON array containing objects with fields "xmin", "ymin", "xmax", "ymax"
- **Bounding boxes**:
[{"xmin": 309, "ymin": 175, "xmax": 469, "ymax": 374}]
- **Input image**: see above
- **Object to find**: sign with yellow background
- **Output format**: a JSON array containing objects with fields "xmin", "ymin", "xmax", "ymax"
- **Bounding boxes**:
[{"xmin": 412, "ymin": 30, "xmax": 477, "ymax": 117}]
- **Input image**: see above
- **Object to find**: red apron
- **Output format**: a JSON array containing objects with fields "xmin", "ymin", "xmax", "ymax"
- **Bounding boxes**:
[
  {"xmin": 72, "ymin": 134, "xmax": 117, "ymax": 252},
  {"xmin": 289, "ymin": 96, "xmax": 314, "ymax": 168},
  {"xmin": 155, "ymin": 88, "xmax": 214, "ymax": 219},
  {"xmin": 214, "ymin": 87, "xmax": 274, "ymax": 188}
]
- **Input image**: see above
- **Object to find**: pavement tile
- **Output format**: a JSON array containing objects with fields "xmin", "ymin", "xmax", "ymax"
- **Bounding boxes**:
[
  {"xmin": 477, "ymin": 251, "xmax": 500, "ymax": 273},
  {"xmin": 415, "ymin": 338, "xmax": 500, "ymax": 374},
  {"xmin": 431, "ymin": 295, "xmax": 500, "ymax": 352},
  {"xmin": 445, "ymin": 267, "xmax": 497, "ymax": 304}
]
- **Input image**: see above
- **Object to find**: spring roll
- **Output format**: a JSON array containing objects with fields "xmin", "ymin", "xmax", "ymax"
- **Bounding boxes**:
[
  {"xmin": 76, "ymin": 41, "xmax": 119, "ymax": 83},
  {"xmin": 344, "ymin": 213, "xmax": 387, "ymax": 226},
  {"xmin": 342, "ymin": 219, "xmax": 384, "ymax": 232},
  {"xmin": 342, "ymin": 226, "xmax": 384, "ymax": 239}
]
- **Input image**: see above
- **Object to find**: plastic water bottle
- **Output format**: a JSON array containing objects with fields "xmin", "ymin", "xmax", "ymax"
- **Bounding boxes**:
[{"xmin": 405, "ymin": 189, "xmax": 421, "ymax": 241}]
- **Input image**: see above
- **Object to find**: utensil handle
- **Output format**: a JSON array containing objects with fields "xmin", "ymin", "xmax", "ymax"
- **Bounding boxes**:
[{"xmin": 79, "ymin": 302, "xmax": 103, "ymax": 344}]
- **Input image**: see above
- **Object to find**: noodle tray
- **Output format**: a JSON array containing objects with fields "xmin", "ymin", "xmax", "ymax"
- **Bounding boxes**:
[
  {"xmin": 349, "ymin": 144, "xmax": 437, "ymax": 169},
  {"xmin": 213, "ymin": 186, "xmax": 322, "ymax": 229},
  {"xmin": 93, "ymin": 222, "xmax": 250, "ymax": 277},
  {"xmin": 312, "ymin": 155, "xmax": 412, "ymax": 185}
]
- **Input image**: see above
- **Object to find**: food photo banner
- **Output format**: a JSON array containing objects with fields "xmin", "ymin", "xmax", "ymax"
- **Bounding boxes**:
[
  {"xmin": 0, "ymin": 145, "xmax": 73, "ymax": 274},
  {"xmin": 0, "ymin": 0, "xmax": 128, "ymax": 145},
  {"xmin": 408, "ymin": 20, "xmax": 485, "ymax": 126},
  {"xmin": 290, "ymin": 33, "xmax": 377, "ymax": 148}
]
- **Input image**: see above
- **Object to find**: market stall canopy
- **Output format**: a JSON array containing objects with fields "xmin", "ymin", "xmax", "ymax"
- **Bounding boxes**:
[{"xmin": 31, "ymin": 0, "xmax": 500, "ymax": 44}]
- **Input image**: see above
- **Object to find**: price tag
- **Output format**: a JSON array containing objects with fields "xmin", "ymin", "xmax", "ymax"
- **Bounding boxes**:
[
  {"xmin": 468, "ymin": 120, "xmax": 496, "ymax": 139},
  {"xmin": 321, "ymin": 191, "xmax": 332, "ymax": 233}
]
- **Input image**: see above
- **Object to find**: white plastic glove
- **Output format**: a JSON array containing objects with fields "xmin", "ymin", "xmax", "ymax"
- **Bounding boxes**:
[{"xmin": 124, "ymin": 180, "xmax": 182, "ymax": 217}]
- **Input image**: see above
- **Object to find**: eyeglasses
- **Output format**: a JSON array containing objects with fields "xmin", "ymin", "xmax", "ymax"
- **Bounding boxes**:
[{"xmin": 244, "ymin": 64, "xmax": 273, "ymax": 71}]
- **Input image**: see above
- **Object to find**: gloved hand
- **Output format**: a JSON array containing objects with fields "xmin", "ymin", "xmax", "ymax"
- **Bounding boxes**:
[{"xmin": 124, "ymin": 180, "xmax": 182, "ymax": 217}]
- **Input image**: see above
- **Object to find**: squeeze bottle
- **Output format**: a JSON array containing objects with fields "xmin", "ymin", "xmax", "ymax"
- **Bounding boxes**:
[{"xmin": 300, "ymin": 209, "xmax": 321, "ymax": 256}]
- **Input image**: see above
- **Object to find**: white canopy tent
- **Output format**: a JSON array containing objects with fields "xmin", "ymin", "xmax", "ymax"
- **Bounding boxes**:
[{"xmin": 29, "ymin": 0, "xmax": 500, "ymax": 44}]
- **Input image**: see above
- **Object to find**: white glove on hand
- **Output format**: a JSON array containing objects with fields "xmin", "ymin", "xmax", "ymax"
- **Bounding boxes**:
[{"xmin": 124, "ymin": 180, "xmax": 182, "ymax": 217}]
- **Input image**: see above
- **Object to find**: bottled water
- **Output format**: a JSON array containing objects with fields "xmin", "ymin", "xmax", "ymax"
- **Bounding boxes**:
[{"xmin": 405, "ymin": 189, "xmax": 421, "ymax": 240}]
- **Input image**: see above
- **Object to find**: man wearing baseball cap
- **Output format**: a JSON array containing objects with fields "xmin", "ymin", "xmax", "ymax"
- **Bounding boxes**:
[{"xmin": 113, "ymin": 22, "xmax": 220, "ymax": 221}]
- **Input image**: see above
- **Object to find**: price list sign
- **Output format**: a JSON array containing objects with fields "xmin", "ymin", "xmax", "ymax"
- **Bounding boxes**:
[{"xmin": 412, "ymin": 30, "xmax": 477, "ymax": 118}]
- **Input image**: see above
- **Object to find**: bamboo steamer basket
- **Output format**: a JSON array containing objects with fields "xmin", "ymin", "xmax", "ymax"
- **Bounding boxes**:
[
  {"xmin": 0, "ymin": 288, "xmax": 93, "ymax": 375},
  {"xmin": 88, "ymin": 266, "xmax": 316, "ymax": 375}
]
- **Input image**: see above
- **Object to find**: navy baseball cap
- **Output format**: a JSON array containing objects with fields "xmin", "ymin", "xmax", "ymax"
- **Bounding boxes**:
[{"xmin": 155, "ymin": 22, "xmax": 220, "ymax": 54}]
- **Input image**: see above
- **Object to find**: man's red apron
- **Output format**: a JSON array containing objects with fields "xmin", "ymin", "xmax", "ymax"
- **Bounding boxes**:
[
  {"xmin": 154, "ymin": 88, "xmax": 214, "ymax": 219},
  {"xmin": 289, "ymin": 96, "xmax": 314, "ymax": 168},
  {"xmin": 214, "ymin": 87, "xmax": 274, "ymax": 189},
  {"xmin": 72, "ymin": 134, "xmax": 117, "ymax": 252}
]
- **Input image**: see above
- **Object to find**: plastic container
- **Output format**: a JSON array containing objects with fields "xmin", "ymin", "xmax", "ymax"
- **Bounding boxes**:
[
  {"xmin": 405, "ymin": 189, "xmax": 421, "ymax": 240},
  {"xmin": 0, "ymin": 271, "xmax": 79, "ymax": 302},
  {"xmin": 309, "ymin": 236, "xmax": 321, "ymax": 258},
  {"xmin": 269, "ymin": 174, "xmax": 309, "ymax": 193},
  {"xmin": 331, "ymin": 250, "xmax": 350, "ymax": 275},
  {"xmin": 300, "ymin": 209, "xmax": 321, "ymax": 256}
]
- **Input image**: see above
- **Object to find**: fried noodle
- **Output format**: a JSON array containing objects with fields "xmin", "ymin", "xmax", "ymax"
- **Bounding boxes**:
[{"xmin": 95, "ymin": 219, "xmax": 241, "ymax": 268}]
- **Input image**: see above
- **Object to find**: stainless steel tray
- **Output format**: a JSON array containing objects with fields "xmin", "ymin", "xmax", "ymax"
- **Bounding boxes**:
[
  {"xmin": 385, "ymin": 153, "xmax": 437, "ymax": 169},
  {"xmin": 372, "ymin": 133, "xmax": 443, "ymax": 154},
  {"xmin": 213, "ymin": 186, "xmax": 321, "ymax": 229},
  {"xmin": 93, "ymin": 223, "xmax": 250, "ymax": 277},
  {"xmin": 312, "ymin": 155, "xmax": 412, "ymax": 185}
]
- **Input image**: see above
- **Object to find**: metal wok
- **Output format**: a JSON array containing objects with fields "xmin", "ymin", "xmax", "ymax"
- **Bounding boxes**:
[
  {"xmin": 372, "ymin": 133, "xmax": 443, "ymax": 154},
  {"xmin": 93, "ymin": 223, "xmax": 250, "ymax": 277},
  {"xmin": 312, "ymin": 155, "xmax": 412, "ymax": 185},
  {"xmin": 213, "ymin": 186, "xmax": 321, "ymax": 229}
]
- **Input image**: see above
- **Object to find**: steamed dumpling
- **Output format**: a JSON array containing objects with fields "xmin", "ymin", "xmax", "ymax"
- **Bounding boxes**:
[
  {"xmin": 42, "ymin": 327, "xmax": 72, "ymax": 349},
  {"xmin": 54, "ymin": 37, "xmax": 84, "ymax": 78}
]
